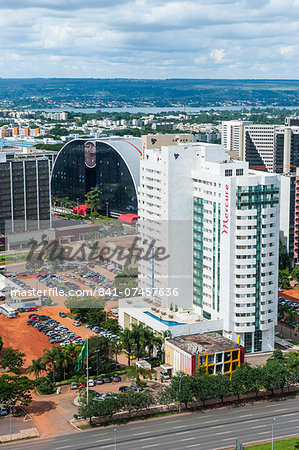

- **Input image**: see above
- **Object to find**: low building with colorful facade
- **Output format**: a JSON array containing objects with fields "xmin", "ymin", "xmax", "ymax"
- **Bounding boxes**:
[{"xmin": 164, "ymin": 332, "xmax": 244, "ymax": 377}]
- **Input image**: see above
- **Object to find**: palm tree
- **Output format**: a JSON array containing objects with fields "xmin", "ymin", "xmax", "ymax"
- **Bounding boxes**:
[
  {"xmin": 60, "ymin": 350, "xmax": 70, "ymax": 381},
  {"xmin": 120, "ymin": 328, "xmax": 135, "ymax": 366},
  {"xmin": 111, "ymin": 341, "xmax": 122, "ymax": 364},
  {"xmin": 143, "ymin": 328, "xmax": 162, "ymax": 357},
  {"xmin": 124, "ymin": 363, "xmax": 152, "ymax": 386},
  {"xmin": 27, "ymin": 357, "xmax": 46, "ymax": 379},
  {"xmin": 131, "ymin": 323, "xmax": 145, "ymax": 360},
  {"xmin": 43, "ymin": 347, "xmax": 61, "ymax": 384}
]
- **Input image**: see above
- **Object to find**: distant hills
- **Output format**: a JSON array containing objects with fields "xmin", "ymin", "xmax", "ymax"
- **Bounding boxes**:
[{"xmin": 0, "ymin": 78, "xmax": 299, "ymax": 108}]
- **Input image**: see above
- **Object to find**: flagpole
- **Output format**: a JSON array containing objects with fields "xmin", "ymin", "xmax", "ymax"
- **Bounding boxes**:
[{"xmin": 86, "ymin": 334, "xmax": 89, "ymax": 403}]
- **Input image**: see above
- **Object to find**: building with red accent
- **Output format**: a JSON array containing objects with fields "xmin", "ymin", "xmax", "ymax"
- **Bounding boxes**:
[
  {"xmin": 164, "ymin": 332, "xmax": 244, "ymax": 377},
  {"xmin": 51, "ymin": 138, "xmax": 142, "ymax": 216}
]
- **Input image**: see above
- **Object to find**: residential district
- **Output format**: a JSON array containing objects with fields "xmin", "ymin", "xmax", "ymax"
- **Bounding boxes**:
[{"xmin": 0, "ymin": 108, "xmax": 298, "ymax": 449}]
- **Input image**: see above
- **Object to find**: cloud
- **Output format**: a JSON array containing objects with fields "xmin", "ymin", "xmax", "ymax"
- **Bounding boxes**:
[
  {"xmin": 210, "ymin": 49, "xmax": 226, "ymax": 64},
  {"xmin": 0, "ymin": 0, "xmax": 298, "ymax": 77}
]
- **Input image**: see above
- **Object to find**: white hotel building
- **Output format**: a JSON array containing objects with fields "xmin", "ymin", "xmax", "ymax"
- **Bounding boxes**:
[{"xmin": 132, "ymin": 142, "xmax": 280, "ymax": 353}]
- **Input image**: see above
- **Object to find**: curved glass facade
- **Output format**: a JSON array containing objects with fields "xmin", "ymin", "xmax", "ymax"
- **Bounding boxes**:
[{"xmin": 51, "ymin": 139, "xmax": 139, "ymax": 214}]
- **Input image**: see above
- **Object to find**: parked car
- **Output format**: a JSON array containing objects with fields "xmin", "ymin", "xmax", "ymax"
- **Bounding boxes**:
[
  {"xmin": 28, "ymin": 314, "xmax": 38, "ymax": 320},
  {"xmin": 119, "ymin": 386, "xmax": 128, "ymax": 392},
  {"xmin": 113, "ymin": 374, "xmax": 121, "ymax": 382},
  {"xmin": 129, "ymin": 385, "xmax": 143, "ymax": 392},
  {"xmin": 70, "ymin": 382, "xmax": 78, "ymax": 390},
  {"xmin": 78, "ymin": 382, "xmax": 85, "ymax": 389},
  {"xmin": 25, "ymin": 306, "xmax": 37, "ymax": 312},
  {"xmin": 0, "ymin": 406, "xmax": 8, "ymax": 416},
  {"xmin": 17, "ymin": 307, "xmax": 25, "ymax": 313},
  {"xmin": 96, "ymin": 377, "xmax": 104, "ymax": 385},
  {"xmin": 104, "ymin": 375, "xmax": 112, "ymax": 383},
  {"xmin": 88, "ymin": 379, "xmax": 95, "ymax": 387},
  {"xmin": 73, "ymin": 321, "xmax": 81, "ymax": 327},
  {"xmin": 59, "ymin": 312, "xmax": 67, "ymax": 318}
]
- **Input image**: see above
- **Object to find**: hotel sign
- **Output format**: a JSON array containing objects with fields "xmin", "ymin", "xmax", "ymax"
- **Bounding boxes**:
[{"xmin": 222, "ymin": 184, "xmax": 229, "ymax": 234}]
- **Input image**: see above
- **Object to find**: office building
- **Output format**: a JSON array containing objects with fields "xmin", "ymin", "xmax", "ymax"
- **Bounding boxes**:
[
  {"xmin": 222, "ymin": 121, "xmax": 299, "ymax": 173},
  {"xmin": 280, "ymin": 173, "xmax": 296, "ymax": 260},
  {"xmin": 51, "ymin": 137, "xmax": 142, "ymax": 216},
  {"xmin": 221, "ymin": 120, "xmax": 252, "ymax": 155},
  {"xmin": 294, "ymin": 168, "xmax": 299, "ymax": 261},
  {"xmin": 0, "ymin": 153, "xmax": 51, "ymax": 236},
  {"xmin": 134, "ymin": 142, "xmax": 280, "ymax": 353}
]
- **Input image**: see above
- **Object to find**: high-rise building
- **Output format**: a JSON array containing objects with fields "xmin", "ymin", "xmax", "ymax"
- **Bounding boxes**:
[
  {"xmin": 294, "ymin": 168, "xmax": 299, "ymax": 261},
  {"xmin": 137, "ymin": 142, "xmax": 280, "ymax": 352},
  {"xmin": 280, "ymin": 173, "xmax": 296, "ymax": 260},
  {"xmin": 0, "ymin": 154, "xmax": 51, "ymax": 235},
  {"xmin": 222, "ymin": 121, "xmax": 299, "ymax": 174},
  {"xmin": 221, "ymin": 120, "xmax": 252, "ymax": 155}
]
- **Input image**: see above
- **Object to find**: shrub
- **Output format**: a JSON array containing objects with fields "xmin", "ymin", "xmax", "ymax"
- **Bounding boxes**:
[{"xmin": 35, "ymin": 376, "xmax": 55, "ymax": 395}]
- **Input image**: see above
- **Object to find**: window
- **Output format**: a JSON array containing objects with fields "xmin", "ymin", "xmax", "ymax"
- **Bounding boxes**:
[
  {"xmin": 224, "ymin": 351, "xmax": 231, "ymax": 362},
  {"xmin": 200, "ymin": 355, "xmax": 206, "ymax": 365},
  {"xmin": 208, "ymin": 354, "xmax": 215, "ymax": 364},
  {"xmin": 216, "ymin": 353, "xmax": 223, "ymax": 363},
  {"xmin": 224, "ymin": 362, "xmax": 231, "ymax": 373},
  {"xmin": 225, "ymin": 169, "xmax": 233, "ymax": 177},
  {"xmin": 208, "ymin": 365, "xmax": 214, "ymax": 375},
  {"xmin": 232, "ymin": 350, "xmax": 239, "ymax": 360},
  {"xmin": 236, "ymin": 169, "xmax": 244, "ymax": 176}
]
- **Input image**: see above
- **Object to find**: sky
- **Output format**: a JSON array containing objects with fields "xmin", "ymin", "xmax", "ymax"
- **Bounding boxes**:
[{"xmin": 0, "ymin": 0, "xmax": 298, "ymax": 79}]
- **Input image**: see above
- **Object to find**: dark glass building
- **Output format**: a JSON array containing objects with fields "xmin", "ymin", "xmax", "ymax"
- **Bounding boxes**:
[
  {"xmin": 0, "ymin": 155, "xmax": 51, "ymax": 234},
  {"xmin": 51, "ymin": 138, "xmax": 141, "ymax": 215}
]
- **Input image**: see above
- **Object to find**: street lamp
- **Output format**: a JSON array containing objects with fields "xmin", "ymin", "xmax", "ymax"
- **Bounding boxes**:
[
  {"xmin": 114, "ymin": 428, "xmax": 117, "ymax": 450},
  {"xmin": 272, "ymin": 417, "xmax": 276, "ymax": 450}
]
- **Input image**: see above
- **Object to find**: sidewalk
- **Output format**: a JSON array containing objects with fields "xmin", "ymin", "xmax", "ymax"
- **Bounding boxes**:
[{"xmin": 0, "ymin": 427, "xmax": 39, "ymax": 443}]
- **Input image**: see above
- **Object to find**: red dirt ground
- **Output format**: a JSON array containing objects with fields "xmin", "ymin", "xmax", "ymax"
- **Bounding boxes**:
[{"xmin": 280, "ymin": 289, "xmax": 299, "ymax": 303}]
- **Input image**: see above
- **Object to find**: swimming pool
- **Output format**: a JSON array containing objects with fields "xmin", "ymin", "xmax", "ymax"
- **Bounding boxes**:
[{"xmin": 144, "ymin": 311, "xmax": 185, "ymax": 326}]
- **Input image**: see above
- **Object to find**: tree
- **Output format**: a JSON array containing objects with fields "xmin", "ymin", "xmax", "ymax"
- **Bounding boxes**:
[
  {"xmin": 212, "ymin": 373, "xmax": 232, "ymax": 404},
  {"xmin": 231, "ymin": 365, "xmax": 254, "ymax": 401},
  {"xmin": 35, "ymin": 376, "xmax": 55, "ymax": 395},
  {"xmin": 88, "ymin": 336, "xmax": 113, "ymax": 375},
  {"xmin": 192, "ymin": 374, "xmax": 215, "ymax": 406},
  {"xmin": 0, "ymin": 336, "xmax": 3, "ymax": 353},
  {"xmin": 143, "ymin": 328, "xmax": 162, "ymax": 357},
  {"xmin": 120, "ymin": 328, "xmax": 135, "ymax": 366},
  {"xmin": 85, "ymin": 187, "xmax": 101, "ymax": 213},
  {"xmin": 279, "ymin": 239, "xmax": 290, "ymax": 270},
  {"xmin": 0, "ymin": 375, "xmax": 34, "ymax": 406},
  {"xmin": 261, "ymin": 360, "xmax": 289, "ymax": 394},
  {"xmin": 43, "ymin": 346, "xmax": 61, "ymax": 383},
  {"xmin": 27, "ymin": 357, "xmax": 46, "ymax": 379},
  {"xmin": 1, "ymin": 348, "xmax": 25, "ymax": 374},
  {"xmin": 285, "ymin": 351, "xmax": 299, "ymax": 383},
  {"xmin": 131, "ymin": 323, "xmax": 145, "ymax": 360},
  {"xmin": 278, "ymin": 268, "xmax": 291, "ymax": 289},
  {"xmin": 64, "ymin": 296, "xmax": 105, "ymax": 314},
  {"xmin": 124, "ymin": 363, "xmax": 152, "ymax": 386},
  {"xmin": 170, "ymin": 374, "xmax": 194, "ymax": 409},
  {"xmin": 157, "ymin": 386, "xmax": 174, "ymax": 411}
]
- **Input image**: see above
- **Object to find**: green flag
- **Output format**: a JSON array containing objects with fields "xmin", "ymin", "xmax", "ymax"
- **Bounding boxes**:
[{"xmin": 78, "ymin": 340, "xmax": 87, "ymax": 370}]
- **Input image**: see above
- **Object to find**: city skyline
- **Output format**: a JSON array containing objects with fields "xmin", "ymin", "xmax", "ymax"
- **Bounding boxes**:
[{"xmin": 1, "ymin": 0, "xmax": 299, "ymax": 78}]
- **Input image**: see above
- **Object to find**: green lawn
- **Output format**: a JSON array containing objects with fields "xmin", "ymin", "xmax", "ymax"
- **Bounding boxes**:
[{"xmin": 247, "ymin": 436, "xmax": 299, "ymax": 449}]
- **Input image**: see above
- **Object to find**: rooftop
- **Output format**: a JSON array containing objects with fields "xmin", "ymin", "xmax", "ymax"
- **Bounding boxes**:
[{"xmin": 167, "ymin": 332, "xmax": 241, "ymax": 355}]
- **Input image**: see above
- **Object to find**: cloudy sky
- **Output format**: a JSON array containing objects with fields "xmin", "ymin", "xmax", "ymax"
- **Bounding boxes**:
[{"xmin": 1, "ymin": 0, "xmax": 298, "ymax": 78}]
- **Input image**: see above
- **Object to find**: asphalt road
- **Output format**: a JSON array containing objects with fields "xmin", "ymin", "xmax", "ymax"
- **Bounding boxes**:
[{"xmin": 3, "ymin": 396, "xmax": 299, "ymax": 450}]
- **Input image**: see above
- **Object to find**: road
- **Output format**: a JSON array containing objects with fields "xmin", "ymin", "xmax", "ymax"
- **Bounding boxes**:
[{"xmin": 3, "ymin": 396, "xmax": 299, "ymax": 449}]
